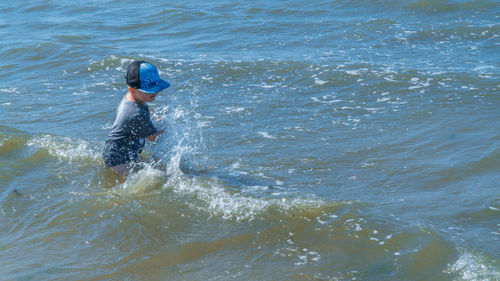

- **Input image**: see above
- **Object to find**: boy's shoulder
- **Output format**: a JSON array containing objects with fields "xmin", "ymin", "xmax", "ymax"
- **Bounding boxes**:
[{"xmin": 118, "ymin": 99, "xmax": 147, "ymax": 114}]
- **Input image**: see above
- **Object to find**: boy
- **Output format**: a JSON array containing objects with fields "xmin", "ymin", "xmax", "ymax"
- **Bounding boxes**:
[{"xmin": 102, "ymin": 60, "xmax": 170, "ymax": 176}]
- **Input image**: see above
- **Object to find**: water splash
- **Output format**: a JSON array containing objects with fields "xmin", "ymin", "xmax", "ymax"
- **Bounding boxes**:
[
  {"xmin": 446, "ymin": 251, "xmax": 500, "ymax": 280},
  {"xmin": 116, "ymin": 165, "xmax": 166, "ymax": 195}
]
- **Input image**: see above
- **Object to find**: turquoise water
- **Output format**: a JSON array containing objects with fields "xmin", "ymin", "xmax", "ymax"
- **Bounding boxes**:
[{"xmin": 1, "ymin": 0, "xmax": 499, "ymax": 280}]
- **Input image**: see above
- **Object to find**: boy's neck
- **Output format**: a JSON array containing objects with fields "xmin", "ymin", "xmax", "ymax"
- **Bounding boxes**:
[{"xmin": 126, "ymin": 92, "xmax": 145, "ymax": 105}]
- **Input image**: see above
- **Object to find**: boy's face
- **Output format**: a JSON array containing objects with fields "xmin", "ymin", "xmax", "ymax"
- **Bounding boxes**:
[
  {"xmin": 139, "ymin": 91, "xmax": 158, "ymax": 103},
  {"xmin": 130, "ymin": 88, "xmax": 159, "ymax": 103}
]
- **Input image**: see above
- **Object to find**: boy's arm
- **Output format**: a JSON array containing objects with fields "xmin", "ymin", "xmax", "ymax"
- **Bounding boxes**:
[{"xmin": 148, "ymin": 117, "xmax": 170, "ymax": 142}]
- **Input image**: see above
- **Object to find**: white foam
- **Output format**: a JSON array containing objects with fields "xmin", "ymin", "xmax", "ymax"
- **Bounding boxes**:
[
  {"xmin": 258, "ymin": 132, "xmax": 277, "ymax": 139},
  {"xmin": 447, "ymin": 252, "xmax": 500, "ymax": 280},
  {"xmin": 255, "ymin": 83, "xmax": 275, "ymax": 89},
  {"xmin": 165, "ymin": 167, "xmax": 328, "ymax": 221},
  {"xmin": 377, "ymin": 97, "xmax": 390, "ymax": 102},
  {"xmin": 345, "ymin": 69, "xmax": 367, "ymax": 75},
  {"xmin": 0, "ymin": 88, "xmax": 20, "ymax": 94},
  {"xmin": 224, "ymin": 107, "xmax": 246, "ymax": 113},
  {"xmin": 230, "ymin": 161, "xmax": 240, "ymax": 170},
  {"xmin": 314, "ymin": 79, "xmax": 328, "ymax": 85},
  {"xmin": 169, "ymin": 176, "xmax": 270, "ymax": 221},
  {"xmin": 242, "ymin": 185, "xmax": 269, "ymax": 193},
  {"xmin": 311, "ymin": 96, "xmax": 342, "ymax": 104},
  {"xmin": 197, "ymin": 121, "xmax": 211, "ymax": 128},
  {"xmin": 27, "ymin": 135, "xmax": 101, "ymax": 162}
]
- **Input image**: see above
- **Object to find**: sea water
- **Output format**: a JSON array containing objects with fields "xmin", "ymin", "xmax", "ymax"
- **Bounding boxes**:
[{"xmin": 0, "ymin": 0, "xmax": 499, "ymax": 280}]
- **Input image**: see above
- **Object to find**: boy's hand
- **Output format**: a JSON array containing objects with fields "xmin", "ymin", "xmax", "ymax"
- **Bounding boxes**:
[{"xmin": 148, "ymin": 129, "xmax": 165, "ymax": 142}]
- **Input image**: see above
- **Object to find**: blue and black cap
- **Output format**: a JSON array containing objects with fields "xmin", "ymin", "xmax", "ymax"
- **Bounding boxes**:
[{"xmin": 126, "ymin": 60, "xmax": 170, "ymax": 94}]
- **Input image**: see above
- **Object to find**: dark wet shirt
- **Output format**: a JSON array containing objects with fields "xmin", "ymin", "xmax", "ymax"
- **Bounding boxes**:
[{"xmin": 102, "ymin": 96, "xmax": 157, "ymax": 167}]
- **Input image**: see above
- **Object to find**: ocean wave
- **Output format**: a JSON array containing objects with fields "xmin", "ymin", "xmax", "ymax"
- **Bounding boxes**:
[
  {"xmin": 27, "ymin": 134, "xmax": 102, "ymax": 163},
  {"xmin": 407, "ymin": 24, "xmax": 500, "ymax": 42},
  {"xmin": 0, "ymin": 136, "xmax": 27, "ymax": 157},
  {"xmin": 407, "ymin": 0, "xmax": 498, "ymax": 12},
  {"xmin": 85, "ymin": 55, "xmax": 134, "ymax": 73}
]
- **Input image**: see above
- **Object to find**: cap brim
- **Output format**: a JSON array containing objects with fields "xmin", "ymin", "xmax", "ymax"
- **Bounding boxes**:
[{"xmin": 140, "ymin": 79, "xmax": 170, "ymax": 94}]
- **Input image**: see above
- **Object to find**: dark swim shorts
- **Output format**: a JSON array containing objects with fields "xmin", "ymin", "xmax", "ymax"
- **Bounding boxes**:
[{"xmin": 102, "ymin": 141, "xmax": 140, "ymax": 167}]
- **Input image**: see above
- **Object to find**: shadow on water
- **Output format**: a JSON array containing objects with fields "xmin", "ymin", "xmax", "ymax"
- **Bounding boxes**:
[
  {"xmin": 175, "ymin": 153, "xmax": 279, "ymax": 195},
  {"xmin": 91, "ymin": 154, "xmax": 274, "ymax": 191}
]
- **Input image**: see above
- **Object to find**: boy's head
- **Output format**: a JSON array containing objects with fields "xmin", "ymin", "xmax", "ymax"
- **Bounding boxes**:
[{"xmin": 126, "ymin": 61, "xmax": 170, "ymax": 94}]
